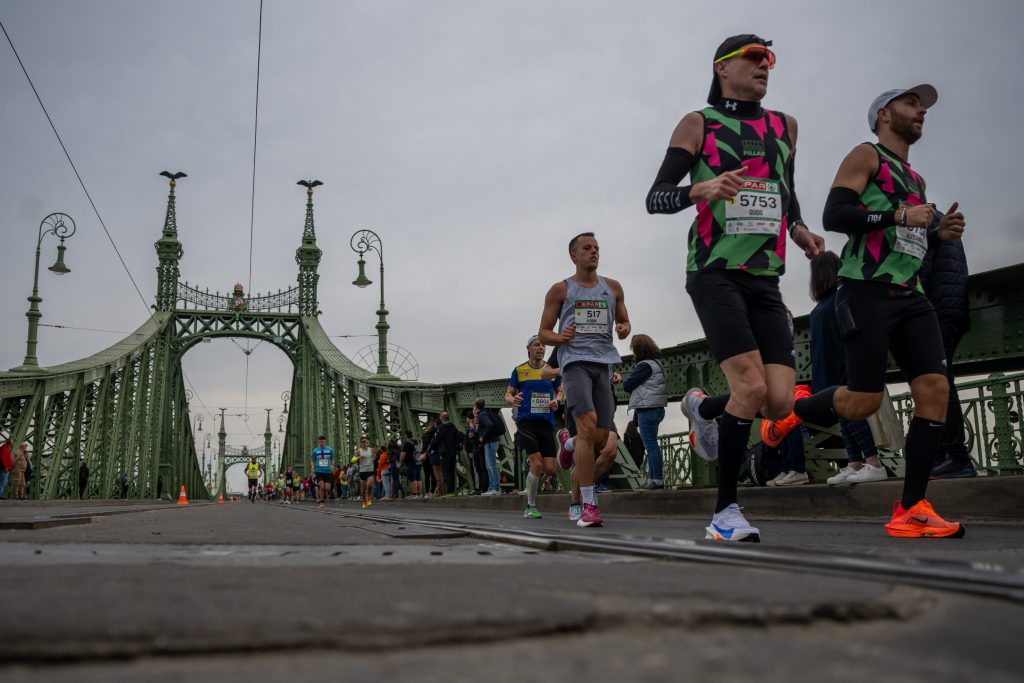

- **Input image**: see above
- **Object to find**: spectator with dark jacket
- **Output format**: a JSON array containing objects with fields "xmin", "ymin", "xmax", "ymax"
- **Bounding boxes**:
[
  {"xmin": 921, "ymin": 214, "xmax": 975, "ymax": 478},
  {"xmin": 428, "ymin": 413, "xmax": 459, "ymax": 496},
  {"xmin": 78, "ymin": 461, "xmax": 90, "ymax": 499},
  {"xmin": 808, "ymin": 252, "xmax": 886, "ymax": 486},
  {"xmin": 475, "ymin": 399, "xmax": 502, "ymax": 495}
]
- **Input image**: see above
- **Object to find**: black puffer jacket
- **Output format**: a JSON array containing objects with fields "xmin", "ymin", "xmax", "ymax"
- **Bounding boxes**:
[{"xmin": 921, "ymin": 219, "xmax": 970, "ymax": 331}]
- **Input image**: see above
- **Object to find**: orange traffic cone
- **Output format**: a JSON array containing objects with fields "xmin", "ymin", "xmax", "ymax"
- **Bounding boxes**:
[
  {"xmin": 176, "ymin": 485, "xmax": 188, "ymax": 506},
  {"xmin": 217, "ymin": 493, "xmax": 224, "ymax": 504}
]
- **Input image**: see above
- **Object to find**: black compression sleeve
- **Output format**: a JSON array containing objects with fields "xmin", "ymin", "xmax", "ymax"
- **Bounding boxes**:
[
  {"xmin": 646, "ymin": 147, "xmax": 696, "ymax": 214},
  {"xmin": 822, "ymin": 186, "xmax": 897, "ymax": 235},
  {"xmin": 786, "ymin": 154, "xmax": 803, "ymax": 232}
]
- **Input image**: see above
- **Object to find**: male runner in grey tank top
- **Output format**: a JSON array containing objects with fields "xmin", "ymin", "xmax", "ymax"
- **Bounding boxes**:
[{"xmin": 539, "ymin": 232, "xmax": 630, "ymax": 527}]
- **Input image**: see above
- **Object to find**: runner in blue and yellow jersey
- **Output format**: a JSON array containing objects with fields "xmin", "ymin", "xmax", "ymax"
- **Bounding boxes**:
[
  {"xmin": 310, "ymin": 435, "xmax": 335, "ymax": 509},
  {"xmin": 505, "ymin": 335, "xmax": 563, "ymax": 520}
]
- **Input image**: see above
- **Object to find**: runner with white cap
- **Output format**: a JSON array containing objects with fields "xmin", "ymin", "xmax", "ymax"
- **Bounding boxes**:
[{"xmin": 765, "ymin": 83, "xmax": 967, "ymax": 538}]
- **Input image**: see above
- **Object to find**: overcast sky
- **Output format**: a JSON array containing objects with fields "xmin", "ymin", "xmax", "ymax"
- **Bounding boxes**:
[{"xmin": 2, "ymin": 1, "xmax": 1022, "ymax": 482}]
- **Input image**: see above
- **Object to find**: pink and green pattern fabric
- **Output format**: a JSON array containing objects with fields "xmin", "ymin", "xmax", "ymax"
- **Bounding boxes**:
[
  {"xmin": 686, "ymin": 106, "xmax": 794, "ymax": 276},
  {"xmin": 838, "ymin": 143, "xmax": 928, "ymax": 291}
]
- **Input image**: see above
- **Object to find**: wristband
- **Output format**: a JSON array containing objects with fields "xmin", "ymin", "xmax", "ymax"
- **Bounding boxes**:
[
  {"xmin": 898, "ymin": 208, "xmax": 908, "ymax": 227},
  {"xmin": 788, "ymin": 219, "xmax": 807, "ymax": 238}
]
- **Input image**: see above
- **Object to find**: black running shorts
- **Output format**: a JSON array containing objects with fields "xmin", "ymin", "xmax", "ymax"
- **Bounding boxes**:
[
  {"xmin": 516, "ymin": 419, "xmax": 557, "ymax": 458},
  {"xmin": 315, "ymin": 472, "xmax": 333, "ymax": 485},
  {"xmin": 685, "ymin": 270, "xmax": 795, "ymax": 367},
  {"xmin": 247, "ymin": 478, "xmax": 258, "ymax": 488},
  {"xmin": 836, "ymin": 278, "xmax": 946, "ymax": 392}
]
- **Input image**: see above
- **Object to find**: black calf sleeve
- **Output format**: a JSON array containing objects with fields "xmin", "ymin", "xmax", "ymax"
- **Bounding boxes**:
[
  {"xmin": 794, "ymin": 386, "xmax": 839, "ymax": 425},
  {"xmin": 901, "ymin": 416, "xmax": 944, "ymax": 509},
  {"xmin": 715, "ymin": 411, "xmax": 752, "ymax": 513},
  {"xmin": 699, "ymin": 393, "xmax": 731, "ymax": 420}
]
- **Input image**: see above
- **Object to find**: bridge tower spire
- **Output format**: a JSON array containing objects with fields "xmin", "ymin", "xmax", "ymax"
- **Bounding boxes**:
[
  {"xmin": 155, "ymin": 172, "xmax": 186, "ymax": 311},
  {"xmin": 215, "ymin": 408, "xmax": 227, "ymax": 495},
  {"xmin": 295, "ymin": 180, "xmax": 323, "ymax": 317}
]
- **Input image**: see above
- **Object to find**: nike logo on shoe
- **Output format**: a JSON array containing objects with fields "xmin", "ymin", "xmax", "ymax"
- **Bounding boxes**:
[
  {"xmin": 712, "ymin": 523, "xmax": 734, "ymax": 539},
  {"xmin": 910, "ymin": 515, "xmax": 930, "ymax": 524}
]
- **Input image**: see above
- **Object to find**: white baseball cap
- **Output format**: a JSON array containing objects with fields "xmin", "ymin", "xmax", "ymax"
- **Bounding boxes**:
[{"xmin": 868, "ymin": 84, "xmax": 938, "ymax": 131}]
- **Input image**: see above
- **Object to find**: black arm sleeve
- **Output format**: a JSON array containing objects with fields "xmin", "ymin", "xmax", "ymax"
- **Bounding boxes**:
[
  {"xmin": 786, "ymin": 153, "xmax": 803, "ymax": 230},
  {"xmin": 822, "ymin": 186, "xmax": 897, "ymax": 235},
  {"xmin": 646, "ymin": 147, "xmax": 697, "ymax": 214}
]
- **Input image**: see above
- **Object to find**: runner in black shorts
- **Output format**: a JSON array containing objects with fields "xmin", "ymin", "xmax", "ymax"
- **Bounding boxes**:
[
  {"xmin": 646, "ymin": 34, "xmax": 824, "ymax": 542},
  {"xmin": 244, "ymin": 456, "xmax": 262, "ymax": 504},
  {"xmin": 506, "ymin": 335, "xmax": 563, "ymax": 520},
  {"xmin": 769, "ymin": 84, "xmax": 966, "ymax": 539}
]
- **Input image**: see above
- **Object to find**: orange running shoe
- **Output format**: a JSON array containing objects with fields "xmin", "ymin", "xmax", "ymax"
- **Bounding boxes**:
[
  {"xmin": 884, "ymin": 499, "xmax": 965, "ymax": 538},
  {"xmin": 759, "ymin": 384, "xmax": 812, "ymax": 447}
]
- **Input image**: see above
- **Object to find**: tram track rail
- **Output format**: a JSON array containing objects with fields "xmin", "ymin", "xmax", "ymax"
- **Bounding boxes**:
[{"xmin": 293, "ymin": 504, "xmax": 1024, "ymax": 603}]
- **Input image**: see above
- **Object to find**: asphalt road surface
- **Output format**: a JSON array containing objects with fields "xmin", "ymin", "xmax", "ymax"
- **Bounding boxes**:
[{"xmin": 1, "ymin": 497, "xmax": 1021, "ymax": 682}]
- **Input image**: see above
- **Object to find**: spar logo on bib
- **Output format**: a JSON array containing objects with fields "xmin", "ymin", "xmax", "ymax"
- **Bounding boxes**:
[
  {"xmin": 740, "ymin": 179, "xmax": 778, "ymax": 193},
  {"xmin": 724, "ymin": 178, "xmax": 782, "ymax": 235}
]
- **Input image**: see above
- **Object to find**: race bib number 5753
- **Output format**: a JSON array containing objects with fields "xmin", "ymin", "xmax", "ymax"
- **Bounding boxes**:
[{"xmin": 724, "ymin": 179, "xmax": 782, "ymax": 235}]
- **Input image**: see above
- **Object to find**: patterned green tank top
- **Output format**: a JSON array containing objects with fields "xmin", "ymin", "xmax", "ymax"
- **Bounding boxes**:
[
  {"xmin": 838, "ymin": 144, "xmax": 929, "ymax": 290},
  {"xmin": 687, "ymin": 106, "xmax": 794, "ymax": 276}
]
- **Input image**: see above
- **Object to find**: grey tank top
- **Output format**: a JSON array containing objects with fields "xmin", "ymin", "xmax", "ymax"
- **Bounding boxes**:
[{"xmin": 558, "ymin": 276, "xmax": 621, "ymax": 368}]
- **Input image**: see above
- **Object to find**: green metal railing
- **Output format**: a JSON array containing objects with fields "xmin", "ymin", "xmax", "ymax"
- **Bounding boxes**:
[
  {"xmin": 653, "ymin": 371, "xmax": 1024, "ymax": 488},
  {"xmin": 891, "ymin": 372, "xmax": 1024, "ymax": 476}
]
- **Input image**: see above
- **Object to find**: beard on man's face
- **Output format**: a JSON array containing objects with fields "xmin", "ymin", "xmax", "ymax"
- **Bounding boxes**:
[{"xmin": 888, "ymin": 108, "xmax": 923, "ymax": 144}]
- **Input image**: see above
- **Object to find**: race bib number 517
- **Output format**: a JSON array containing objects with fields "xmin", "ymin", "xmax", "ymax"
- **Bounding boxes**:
[{"xmin": 574, "ymin": 300, "xmax": 609, "ymax": 334}]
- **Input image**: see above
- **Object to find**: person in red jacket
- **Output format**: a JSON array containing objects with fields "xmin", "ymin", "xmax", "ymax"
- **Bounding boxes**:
[{"xmin": 0, "ymin": 437, "xmax": 13, "ymax": 500}]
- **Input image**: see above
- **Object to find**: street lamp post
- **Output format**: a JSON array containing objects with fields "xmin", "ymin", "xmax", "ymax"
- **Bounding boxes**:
[
  {"xmin": 11, "ymin": 213, "xmax": 76, "ymax": 373},
  {"xmin": 349, "ymin": 229, "xmax": 395, "ymax": 379}
]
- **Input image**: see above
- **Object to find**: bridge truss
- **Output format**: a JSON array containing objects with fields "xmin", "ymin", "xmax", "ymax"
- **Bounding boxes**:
[{"xmin": 1, "ymin": 177, "xmax": 1022, "ymax": 499}]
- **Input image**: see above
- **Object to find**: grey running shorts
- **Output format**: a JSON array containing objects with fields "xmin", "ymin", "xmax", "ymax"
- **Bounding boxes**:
[{"xmin": 562, "ymin": 361, "xmax": 615, "ymax": 430}]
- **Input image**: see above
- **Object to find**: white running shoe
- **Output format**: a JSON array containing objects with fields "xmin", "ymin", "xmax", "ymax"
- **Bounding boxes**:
[
  {"xmin": 826, "ymin": 464, "xmax": 858, "ymax": 485},
  {"xmin": 568, "ymin": 503, "xmax": 582, "ymax": 522},
  {"xmin": 705, "ymin": 503, "xmax": 760, "ymax": 542},
  {"xmin": 845, "ymin": 463, "xmax": 887, "ymax": 484},
  {"xmin": 766, "ymin": 471, "xmax": 788, "ymax": 487},
  {"xmin": 682, "ymin": 388, "xmax": 719, "ymax": 462},
  {"xmin": 774, "ymin": 471, "xmax": 809, "ymax": 487}
]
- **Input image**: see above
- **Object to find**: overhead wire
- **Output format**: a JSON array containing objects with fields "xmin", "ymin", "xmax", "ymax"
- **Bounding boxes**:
[
  {"xmin": 1, "ymin": 18, "xmax": 148, "ymax": 311},
  {"xmin": 1, "ymin": 17, "xmax": 221, "ymax": 431}
]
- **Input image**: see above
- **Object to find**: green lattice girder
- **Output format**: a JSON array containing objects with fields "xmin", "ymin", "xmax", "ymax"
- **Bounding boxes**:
[{"xmin": 2, "ymin": 236, "xmax": 1022, "ymax": 498}]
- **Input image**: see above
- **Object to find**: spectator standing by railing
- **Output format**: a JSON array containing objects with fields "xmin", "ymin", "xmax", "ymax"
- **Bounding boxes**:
[
  {"xmin": 624, "ymin": 334, "xmax": 668, "ymax": 489},
  {"xmin": 0, "ymin": 438, "xmax": 12, "ymax": 500},
  {"xmin": 921, "ymin": 212, "xmax": 975, "ymax": 478}
]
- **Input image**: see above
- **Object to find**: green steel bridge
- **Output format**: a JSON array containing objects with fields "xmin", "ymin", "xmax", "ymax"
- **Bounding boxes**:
[{"xmin": 2, "ymin": 178, "xmax": 1023, "ymax": 500}]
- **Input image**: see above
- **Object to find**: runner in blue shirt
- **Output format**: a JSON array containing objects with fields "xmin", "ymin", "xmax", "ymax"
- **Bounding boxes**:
[{"xmin": 310, "ymin": 435, "xmax": 335, "ymax": 509}]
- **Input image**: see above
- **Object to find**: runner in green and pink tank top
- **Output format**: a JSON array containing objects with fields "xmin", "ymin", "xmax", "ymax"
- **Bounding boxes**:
[
  {"xmin": 685, "ymin": 104, "xmax": 795, "ymax": 276},
  {"xmin": 646, "ymin": 34, "xmax": 825, "ymax": 544},
  {"xmin": 837, "ymin": 143, "xmax": 929, "ymax": 290},
  {"xmin": 782, "ymin": 84, "xmax": 969, "ymax": 540}
]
